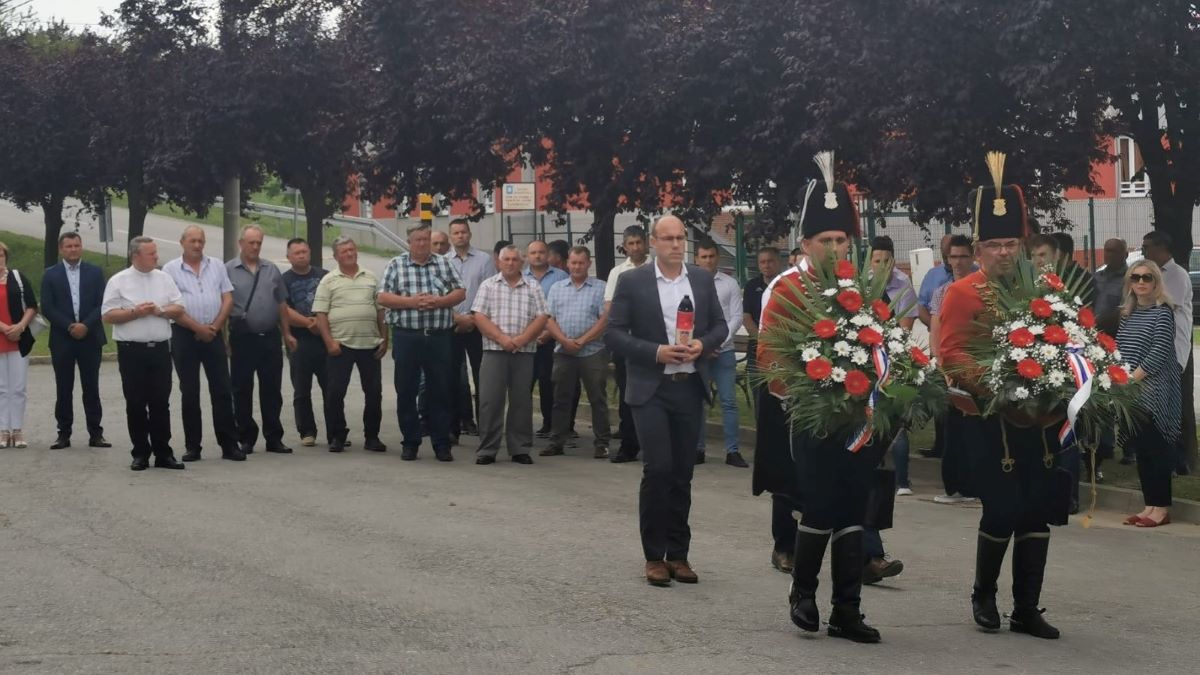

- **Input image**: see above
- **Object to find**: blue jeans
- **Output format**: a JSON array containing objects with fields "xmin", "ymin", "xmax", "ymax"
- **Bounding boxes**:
[
  {"xmin": 698, "ymin": 349, "xmax": 739, "ymax": 453},
  {"xmin": 891, "ymin": 429, "xmax": 911, "ymax": 489},
  {"xmin": 863, "ymin": 527, "xmax": 886, "ymax": 560}
]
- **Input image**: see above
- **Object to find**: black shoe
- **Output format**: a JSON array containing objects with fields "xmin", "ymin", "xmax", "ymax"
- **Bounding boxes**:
[
  {"xmin": 610, "ymin": 451, "xmax": 639, "ymax": 463},
  {"xmin": 972, "ymin": 592, "xmax": 1001, "ymax": 631},
  {"xmin": 329, "ymin": 437, "xmax": 347, "ymax": 453},
  {"xmin": 476, "ymin": 455, "xmax": 495, "ymax": 465},
  {"xmin": 435, "ymin": 449, "xmax": 454, "ymax": 462},
  {"xmin": 364, "ymin": 438, "xmax": 388, "ymax": 453},
  {"xmin": 790, "ymin": 529, "xmax": 832, "ymax": 632},
  {"xmin": 827, "ymin": 605, "xmax": 882, "ymax": 643},
  {"xmin": 401, "ymin": 447, "xmax": 418, "ymax": 461},
  {"xmin": 50, "ymin": 435, "xmax": 71, "ymax": 449},
  {"xmin": 918, "ymin": 447, "xmax": 942, "ymax": 459},
  {"xmin": 239, "ymin": 442, "xmax": 255, "ymax": 455},
  {"xmin": 1010, "ymin": 535, "xmax": 1058, "ymax": 639},
  {"xmin": 461, "ymin": 424, "xmax": 479, "ymax": 436},
  {"xmin": 154, "ymin": 456, "xmax": 186, "ymax": 470},
  {"xmin": 88, "ymin": 436, "xmax": 112, "ymax": 448},
  {"xmin": 725, "ymin": 451, "xmax": 749, "ymax": 468},
  {"xmin": 1010, "ymin": 607, "xmax": 1060, "ymax": 639},
  {"xmin": 512, "ymin": 454, "xmax": 534, "ymax": 465},
  {"xmin": 972, "ymin": 532, "xmax": 1010, "ymax": 631},
  {"xmin": 221, "ymin": 447, "xmax": 246, "ymax": 461},
  {"xmin": 535, "ymin": 428, "xmax": 551, "ymax": 439},
  {"xmin": 130, "ymin": 457, "xmax": 149, "ymax": 471},
  {"xmin": 695, "ymin": 451, "xmax": 706, "ymax": 464},
  {"xmin": 182, "ymin": 448, "xmax": 202, "ymax": 462},
  {"xmin": 265, "ymin": 444, "xmax": 293, "ymax": 454}
]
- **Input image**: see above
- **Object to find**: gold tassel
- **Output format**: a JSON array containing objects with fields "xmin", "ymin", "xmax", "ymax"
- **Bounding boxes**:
[{"xmin": 986, "ymin": 151, "xmax": 1007, "ymax": 216}]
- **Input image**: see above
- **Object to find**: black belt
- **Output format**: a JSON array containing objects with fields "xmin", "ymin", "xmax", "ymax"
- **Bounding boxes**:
[
  {"xmin": 394, "ymin": 327, "xmax": 451, "ymax": 336},
  {"xmin": 233, "ymin": 328, "xmax": 280, "ymax": 338},
  {"xmin": 663, "ymin": 372, "xmax": 696, "ymax": 382},
  {"xmin": 117, "ymin": 340, "xmax": 167, "ymax": 349}
]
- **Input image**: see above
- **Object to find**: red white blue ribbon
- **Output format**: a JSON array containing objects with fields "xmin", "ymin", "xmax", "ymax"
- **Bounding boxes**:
[
  {"xmin": 847, "ymin": 346, "xmax": 890, "ymax": 453},
  {"xmin": 1058, "ymin": 348, "xmax": 1095, "ymax": 447}
]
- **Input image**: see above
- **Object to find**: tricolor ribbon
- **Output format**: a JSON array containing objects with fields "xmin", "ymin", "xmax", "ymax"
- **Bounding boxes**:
[
  {"xmin": 1058, "ymin": 347, "xmax": 1095, "ymax": 448},
  {"xmin": 847, "ymin": 346, "xmax": 890, "ymax": 453}
]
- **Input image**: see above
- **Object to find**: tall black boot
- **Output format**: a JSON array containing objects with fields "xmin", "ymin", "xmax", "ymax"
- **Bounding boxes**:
[
  {"xmin": 789, "ymin": 526, "xmax": 831, "ymax": 632},
  {"xmin": 1009, "ymin": 533, "xmax": 1060, "ymax": 640},
  {"xmin": 971, "ymin": 532, "xmax": 1010, "ymax": 631},
  {"xmin": 826, "ymin": 527, "xmax": 881, "ymax": 643}
]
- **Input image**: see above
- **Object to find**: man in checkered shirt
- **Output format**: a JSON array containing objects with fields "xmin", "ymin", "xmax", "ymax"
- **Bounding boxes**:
[
  {"xmin": 377, "ymin": 223, "xmax": 465, "ymax": 461},
  {"xmin": 471, "ymin": 244, "xmax": 550, "ymax": 465}
]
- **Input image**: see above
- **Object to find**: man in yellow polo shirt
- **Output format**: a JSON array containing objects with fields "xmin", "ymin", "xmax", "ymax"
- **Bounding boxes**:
[{"xmin": 314, "ymin": 236, "xmax": 388, "ymax": 453}]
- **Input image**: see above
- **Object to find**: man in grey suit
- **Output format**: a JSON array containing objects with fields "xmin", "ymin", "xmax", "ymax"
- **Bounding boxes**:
[{"xmin": 605, "ymin": 215, "xmax": 728, "ymax": 587}]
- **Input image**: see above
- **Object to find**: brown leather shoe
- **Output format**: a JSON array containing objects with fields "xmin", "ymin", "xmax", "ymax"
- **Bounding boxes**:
[
  {"xmin": 645, "ymin": 561, "xmax": 671, "ymax": 587},
  {"xmin": 665, "ymin": 560, "xmax": 699, "ymax": 583}
]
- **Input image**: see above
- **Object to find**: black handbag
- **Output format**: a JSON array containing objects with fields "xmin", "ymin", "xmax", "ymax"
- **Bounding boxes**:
[{"xmin": 863, "ymin": 468, "xmax": 896, "ymax": 531}]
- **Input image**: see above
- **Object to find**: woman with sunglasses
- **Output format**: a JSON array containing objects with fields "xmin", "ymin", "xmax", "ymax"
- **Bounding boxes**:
[{"xmin": 1115, "ymin": 261, "xmax": 1178, "ymax": 527}]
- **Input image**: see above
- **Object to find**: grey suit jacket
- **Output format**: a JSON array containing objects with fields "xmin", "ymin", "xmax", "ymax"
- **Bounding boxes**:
[{"xmin": 604, "ymin": 262, "xmax": 728, "ymax": 406}]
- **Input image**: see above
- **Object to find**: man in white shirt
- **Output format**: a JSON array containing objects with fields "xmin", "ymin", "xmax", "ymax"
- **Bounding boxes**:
[
  {"xmin": 605, "ymin": 225, "xmax": 650, "ymax": 463},
  {"xmin": 693, "ymin": 239, "xmax": 747, "ymax": 467},
  {"xmin": 102, "ymin": 237, "xmax": 186, "ymax": 471}
]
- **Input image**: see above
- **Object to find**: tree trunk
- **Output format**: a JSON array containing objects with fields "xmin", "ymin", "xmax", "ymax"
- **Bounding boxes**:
[
  {"xmin": 592, "ymin": 205, "xmax": 618, "ymax": 279},
  {"xmin": 40, "ymin": 192, "xmax": 66, "ymax": 269},
  {"xmin": 300, "ymin": 186, "xmax": 330, "ymax": 269},
  {"xmin": 126, "ymin": 166, "xmax": 148, "ymax": 241}
]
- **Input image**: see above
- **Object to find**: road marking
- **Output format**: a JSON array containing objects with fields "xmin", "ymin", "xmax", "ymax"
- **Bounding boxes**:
[{"xmin": 115, "ymin": 230, "xmax": 179, "ymax": 246}]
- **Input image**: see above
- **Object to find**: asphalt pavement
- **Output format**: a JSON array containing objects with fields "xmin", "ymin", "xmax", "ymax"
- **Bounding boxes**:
[{"xmin": 1, "ymin": 358, "xmax": 1198, "ymax": 674}]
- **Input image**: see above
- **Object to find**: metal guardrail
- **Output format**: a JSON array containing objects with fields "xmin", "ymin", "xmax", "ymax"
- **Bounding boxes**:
[{"xmin": 216, "ymin": 198, "xmax": 410, "ymax": 253}]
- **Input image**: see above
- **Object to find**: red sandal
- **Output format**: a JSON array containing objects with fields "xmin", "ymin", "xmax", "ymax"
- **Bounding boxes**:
[{"xmin": 1135, "ymin": 514, "xmax": 1171, "ymax": 528}]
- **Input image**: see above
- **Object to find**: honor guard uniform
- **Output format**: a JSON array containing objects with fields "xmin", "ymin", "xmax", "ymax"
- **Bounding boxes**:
[
  {"xmin": 757, "ymin": 154, "xmax": 883, "ymax": 644},
  {"xmin": 938, "ymin": 153, "xmax": 1063, "ymax": 640}
]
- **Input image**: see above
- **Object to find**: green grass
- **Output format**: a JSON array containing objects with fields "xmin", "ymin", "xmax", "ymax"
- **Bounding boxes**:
[{"xmin": 0, "ymin": 231, "xmax": 123, "ymax": 356}]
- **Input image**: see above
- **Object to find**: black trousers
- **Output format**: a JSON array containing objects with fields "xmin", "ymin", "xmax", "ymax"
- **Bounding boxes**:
[
  {"xmin": 289, "ymin": 332, "xmax": 328, "ymax": 439},
  {"xmin": 171, "ymin": 326, "xmax": 238, "ymax": 453},
  {"xmin": 792, "ymin": 431, "xmax": 878, "ymax": 532},
  {"xmin": 116, "ymin": 341, "xmax": 173, "ymax": 460},
  {"xmin": 395, "ymin": 329, "xmax": 454, "ymax": 451},
  {"xmin": 532, "ymin": 341, "xmax": 555, "ymax": 430},
  {"xmin": 450, "ymin": 330, "xmax": 482, "ymax": 433},
  {"xmin": 942, "ymin": 408, "xmax": 970, "ymax": 496},
  {"xmin": 772, "ymin": 493, "xmax": 799, "ymax": 553},
  {"xmin": 1128, "ymin": 420, "xmax": 1173, "ymax": 507},
  {"xmin": 967, "ymin": 418, "xmax": 1056, "ymax": 539},
  {"xmin": 49, "ymin": 335, "xmax": 103, "ymax": 438},
  {"xmin": 613, "ymin": 355, "xmax": 640, "ymax": 453},
  {"xmin": 631, "ymin": 375, "xmax": 704, "ymax": 561},
  {"xmin": 325, "ymin": 346, "xmax": 383, "ymax": 441},
  {"xmin": 230, "ymin": 330, "xmax": 285, "ymax": 448}
]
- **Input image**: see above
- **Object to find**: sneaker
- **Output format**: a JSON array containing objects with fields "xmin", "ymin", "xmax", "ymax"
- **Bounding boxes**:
[
  {"xmin": 724, "ymin": 451, "xmax": 749, "ymax": 468},
  {"xmin": 933, "ymin": 493, "xmax": 976, "ymax": 504},
  {"xmin": 593, "ymin": 446, "xmax": 610, "ymax": 459},
  {"xmin": 301, "ymin": 436, "xmax": 316, "ymax": 447},
  {"xmin": 895, "ymin": 487, "xmax": 914, "ymax": 497}
]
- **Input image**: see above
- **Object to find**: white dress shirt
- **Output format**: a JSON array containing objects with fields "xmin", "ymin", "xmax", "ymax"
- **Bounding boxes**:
[
  {"xmin": 656, "ymin": 261, "xmax": 696, "ymax": 374},
  {"xmin": 101, "ymin": 267, "xmax": 183, "ymax": 342},
  {"xmin": 713, "ymin": 271, "xmax": 744, "ymax": 352},
  {"xmin": 64, "ymin": 261, "xmax": 81, "ymax": 321},
  {"xmin": 605, "ymin": 257, "xmax": 650, "ymax": 303},
  {"xmin": 1160, "ymin": 259, "xmax": 1193, "ymax": 367}
]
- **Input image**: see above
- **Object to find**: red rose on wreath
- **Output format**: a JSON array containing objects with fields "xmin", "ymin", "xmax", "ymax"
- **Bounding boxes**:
[
  {"xmin": 857, "ymin": 327, "xmax": 883, "ymax": 346},
  {"xmin": 844, "ymin": 369, "xmax": 871, "ymax": 396},
  {"xmin": 812, "ymin": 319, "xmax": 838, "ymax": 339},
  {"xmin": 1008, "ymin": 327, "xmax": 1035, "ymax": 347},
  {"xmin": 806, "ymin": 357, "xmax": 833, "ymax": 381},
  {"xmin": 835, "ymin": 260, "xmax": 856, "ymax": 280},
  {"xmin": 1042, "ymin": 325, "xmax": 1069, "ymax": 345},
  {"xmin": 910, "ymin": 346, "xmax": 931, "ymax": 366},
  {"xmin": 1078, "ymin": 307, "xmax": 1096, "ymax": 329},
  {"xmin": 1107, "ymin": 365, "xmax": 1130, "ymax": 385},
  {"xmin": 1096, "ymin": 332, "xmax": 1117, "ymax": 353},
  {"xmin": 1030, "ymin": 298, "xmax": 1053, "ymax": 319},
  {"xmin": 871, "ymin": 299, "xmax": 892, "ymax": 321},
  {"xmin": 1016, "ymin": 358, "xmax": 1044, "ymax": 379},
  {"xmin": 836, "ymin": 290, "xmax": 863, "ymax": 313},
  {"xmin": 1042, "ymin": 273, "xmax": 1065, "ymax": 292}
]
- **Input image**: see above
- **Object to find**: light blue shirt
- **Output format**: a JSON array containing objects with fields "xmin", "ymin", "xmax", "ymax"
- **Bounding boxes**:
[
  {"xmin": 524, "ymin": 265, "xmax": 569, "ymax": 299},
  {"xmin": 546, "ymin": 276, "xmax": 606, "ymax": 358},
  {"xmin": 449, "ymin": 247, "xmax": 496, "ymax": 315},
  {"xmin": 917, "ymin": 265, "xmax": 954, "ymax": 311},
  {"xmin": 163, "ymin": 256, "xmax": 235, "ymax": 326},
  {"xmin": 64, "ymin": 261, "xmax": 81, "ymax": 321}
]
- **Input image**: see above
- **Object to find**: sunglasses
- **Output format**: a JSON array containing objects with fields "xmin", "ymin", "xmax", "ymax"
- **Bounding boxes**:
[{"xmin": 1130, "ymin": 273, "xmax": 1155, "ymax": 283}]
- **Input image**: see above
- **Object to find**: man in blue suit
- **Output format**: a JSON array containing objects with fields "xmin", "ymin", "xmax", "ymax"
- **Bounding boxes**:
[{"xmin": 41, "ymin": 232, "xmax": 109, "ymax": 449}]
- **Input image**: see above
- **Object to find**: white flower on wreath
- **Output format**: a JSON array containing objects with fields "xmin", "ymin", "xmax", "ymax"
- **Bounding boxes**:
[
  {"xmin": 837, "ymin": 279, "xmax": 855, "ymax": 288},
  {"xmin": 1038, "ymin": 344, "xmax": 1060, "ymax": 359},
  {"xmin": 1051, "ymin": 302, "xmax": 1069, "ymax": 313},
  {"xmin": 1097, "ymin": 373, "xmax": 1113, "ymax": 390},
  {"xmin": 1010, "ymin": 348, "xmax": 1029, "ymax": 361},
  {"xmin": 833, "ymin": 340, "xmax": 852, "ymax": 357},
  {"xmin": 1013, "ymin": 386, "xmax": 1030, "ymax": 400},
  {"xmin": 846, "ymin": 330, "xmax": 859, "ymax": 341},
  {"xmin": 1112, "ymin": 349, "xmax": 1123, "ymax": 361},
  {"xmin": 1074, "ymin": 295, "xmax": 1084, "ymax": 306},
  {"xmin": 851, "ymin": 313, "xmax": 874, "ymax": 326},
  {"xmin": 1045, "ymin": 294, "xmax": 1061, "ymax": 303},
  {"xmin": 1009, "ymin": 320, "xmax": 1027, "ymax": 330},
  {"xmin": 851, "ymin": 348, "xmax": 869, "ymax": 365},
  {"xmin": 823, "ymin": 288, "xmax": 838, "ymax": 297},
  {"xmin": 888, "ymin": 340, "xmax": 905, "ymax": 355},
  {"xmin": 830, "ymin": 367, "xmax": 847, "ymax": 383},
  {"xmin": 915, "ymin": 369, "xmax": 927, "ymax": 385},
  {"xmin": 1047, "ymin": 370, "xmax": 1068, "ymax": 387},
  {"xmin": 1029, "ymin": 325, "xmax": 1045, "ymax": 335},
  {"xmin": 1085, "ymin": 345, "xmax": 1105, "ymax": 361},
  {"xmin": 889, "ymin": 327, "xmax": 905, "ymax": 341},
  {"xmin": 801, "ymin": 347, "xmax": 821, "ymax": 361}
]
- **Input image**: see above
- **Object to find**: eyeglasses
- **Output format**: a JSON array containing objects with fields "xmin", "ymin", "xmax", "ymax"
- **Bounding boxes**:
[
  {"xmin": 979, "ymin": 241, "xmax": 1021, "ymax": 252},
  {"xmin": 1130, "ymin": 273, "xmax": 1155, "ymax": 283}
]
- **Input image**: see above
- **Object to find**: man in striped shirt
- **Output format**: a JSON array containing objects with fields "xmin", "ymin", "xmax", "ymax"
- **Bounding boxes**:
[
  {"xmin": 162, "ymin": 226, "xmax": 243, "ymax": 462},
  {"xmin": 314, "ymin": 237, "xmax": 388, "ymax": 454},
  {"xmin": 378, "ymin": 224, "xmax": 466, "ymax": 461}
]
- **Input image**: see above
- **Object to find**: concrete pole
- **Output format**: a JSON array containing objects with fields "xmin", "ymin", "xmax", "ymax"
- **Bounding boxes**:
[{"xmin": 223, "ymin": 174, "xmax": 240, "ymax": 261}]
